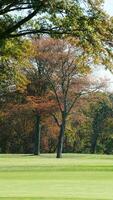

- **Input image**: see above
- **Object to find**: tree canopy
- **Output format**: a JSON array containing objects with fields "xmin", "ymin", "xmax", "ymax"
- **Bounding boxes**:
[
  {"xmin": 0, "ymin": 1, "xmax": 113, "ymax": 69},
  {"xmin": 0, "ymin": 0, "xmax": 112, "ymax": 43}
]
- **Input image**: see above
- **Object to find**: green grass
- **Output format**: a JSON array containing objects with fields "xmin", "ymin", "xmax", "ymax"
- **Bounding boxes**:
[{"xmin": 0, "ymin": 154, "xmax": 113, "ymax": 200}]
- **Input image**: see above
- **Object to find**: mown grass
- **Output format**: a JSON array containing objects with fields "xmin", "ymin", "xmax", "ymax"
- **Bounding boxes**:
[{"xmin": 0, "ymin": 154, "xmax": 113, "ymax": 200}]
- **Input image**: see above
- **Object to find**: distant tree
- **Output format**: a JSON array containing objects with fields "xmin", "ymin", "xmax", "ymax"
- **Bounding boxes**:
[
  {"xmin": 0, "ymin": 90, "xmax": 57, "ymax": 154},
  {"xmin": 90, "ymin": 101, "xmax": 113, "ymax": 153},
  {"xmin": 27, "ymin": 95, "xmax": 56, "ymax": 155},
  {"xmin": 26, "ymin": 62, "xmax": 57, "ymax": 155},
  {"xmin": 78, "ymin": 92, "xmax": 113, "ymax": 154},
  {"xmin": 32, "ymin": 38, "xmax": 104, "ymax": 158}
]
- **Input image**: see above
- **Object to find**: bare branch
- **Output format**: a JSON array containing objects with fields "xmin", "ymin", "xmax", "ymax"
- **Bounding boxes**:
[
  {"xmin": 45, "ymin": 70, "xmax": 63, "ymax": 114},
  {"xmin": 0, "ymin": 1, "xmax": 20, "ymax": 15},
  {"xmin": 51, "ymin": 113, "xmax": 60, "ymax": 127},
  {"xmin": 0, "ymin": 9, "xmax": 38, "ymax": 39},
  {"xmin": 67, "ymin": 93, "xmax": 82, "ymax": 115}
]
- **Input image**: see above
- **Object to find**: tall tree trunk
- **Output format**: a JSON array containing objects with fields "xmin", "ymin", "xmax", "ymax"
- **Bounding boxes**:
[
  {"xmin": 56, "ymin": 113, "xmax": 66, "ymax": 158},
  {"xmin": 90, "ymin": 133, "xmax": 98, "ymax": 154},
  {"xmin": 34, "ymin": 114, "xmax": 41, "ymax": 155}
]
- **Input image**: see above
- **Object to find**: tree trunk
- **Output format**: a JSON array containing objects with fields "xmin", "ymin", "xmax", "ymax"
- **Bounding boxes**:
[
  {"xmin": 90, "ymin": 133, "xmax": 98, "ymax": 154},
  {"xmin": 56, "ymin": 113, "xmax": 66, "ymax": 158},
  {"xmin": 34, "ymin": 114, "xmax": 41, "ymax": 155}
]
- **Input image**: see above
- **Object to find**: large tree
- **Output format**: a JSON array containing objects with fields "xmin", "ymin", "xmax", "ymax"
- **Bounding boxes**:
[{"xmin": 32, "ymin": 37, "xmax": 105, "ymax": 158}]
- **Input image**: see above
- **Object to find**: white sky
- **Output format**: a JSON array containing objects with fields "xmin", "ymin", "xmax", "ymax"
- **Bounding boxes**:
[
  {"xmin": 92, "ymin": 0, "xmax": 113, "ymax": 92},
  {"xmin": 104, "ymin": 0, "xmax": 113, "ymax": 16}
]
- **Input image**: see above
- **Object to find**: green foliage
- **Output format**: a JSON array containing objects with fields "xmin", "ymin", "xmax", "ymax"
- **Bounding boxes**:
[{"xmin": 0, "ymin": 38, "xmax": 32, "ymax": 94}]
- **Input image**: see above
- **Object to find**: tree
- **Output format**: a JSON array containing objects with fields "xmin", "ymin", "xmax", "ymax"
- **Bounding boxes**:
[
  {"xmin": 32, "ymin": 37, "xmax": 104, "ymax": 158},
  {"xmin": 78, "ymin": 92, "xmax": 113, "ymax": 154},
  {"xmin": 26, "ymin": 61, "xmax": 57, "ymax": 155},
  {"xmin": 90, "ymin": 101, "xmax": 113, "ymax": 153},
  {"xmin": 0, "ymin": 89, "xmax": 57, "ymax": 154},
  {"xmin": 27, "ymin": 95, "xmax": 56, "ymax": 155}
]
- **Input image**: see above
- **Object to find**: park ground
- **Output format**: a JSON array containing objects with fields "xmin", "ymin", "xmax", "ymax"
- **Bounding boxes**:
[{"xmin": 0, "ymin": 154, "xmax": 113, "ymax": 200}]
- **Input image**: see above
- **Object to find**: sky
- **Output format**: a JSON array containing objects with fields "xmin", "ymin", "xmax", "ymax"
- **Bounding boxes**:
[
  {"xmin": 104, "ymin": 0, "xmax": 113, "ymax": 16},
  {"xmin": 93, "ymin": 0, "xmax": 113, "ymax": 92}
]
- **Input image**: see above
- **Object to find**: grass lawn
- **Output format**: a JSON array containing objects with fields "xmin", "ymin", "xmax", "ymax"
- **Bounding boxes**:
[{"xmin": 0, "ymin": 154, "xmax": 113, "ymax": 200}]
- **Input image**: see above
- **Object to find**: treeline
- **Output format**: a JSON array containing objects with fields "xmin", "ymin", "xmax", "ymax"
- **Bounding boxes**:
[{"xmin": 0, "ymin": 89, "xmax": 113, "ymax": 154}]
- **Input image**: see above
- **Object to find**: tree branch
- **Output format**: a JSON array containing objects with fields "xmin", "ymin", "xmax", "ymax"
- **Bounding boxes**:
[
  {"xmin": 0, "ymin": 9, "xmax": 38, "ymax": 39},
  {"xmin": 3, "ymin": 27, "xmax": 88, "ymax": 39},
  {"xmin": 46, "ymin": 74, "xmax": 63, "ymax": 114},
  {"xmin": 67, "ymin": 93, "xmax": 82, "ymax": 115},
  {"xmin": 51, "ymin": 113, "xmax": 60, "ymax": 127},
  {"xmin": 1, "ymin": 6, "xmax": 33, "ymax": 14},
  {"xmin": 0, "ymin": 0, "xmax": 23, "ymax": 15}
]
